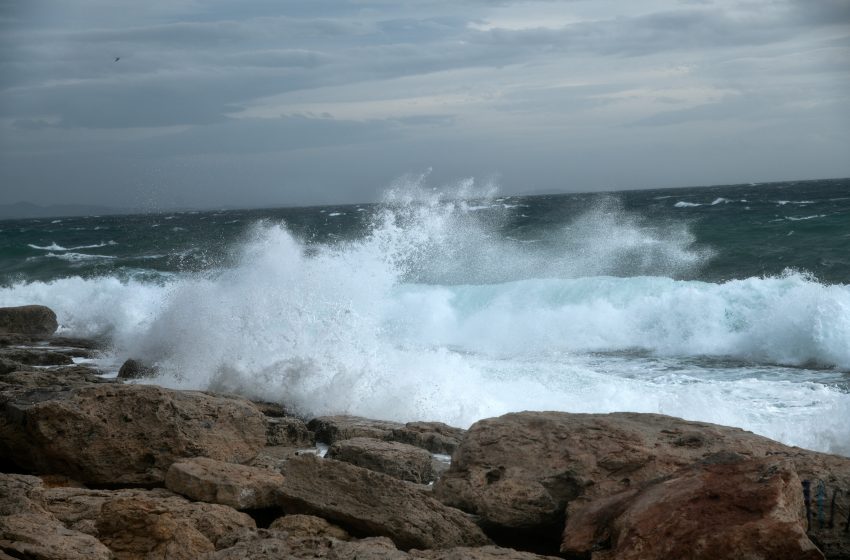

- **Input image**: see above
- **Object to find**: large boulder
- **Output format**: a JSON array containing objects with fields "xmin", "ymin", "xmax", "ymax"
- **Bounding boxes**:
[
  {"xmin": 0, "ymin": 305, "xmax": 58, "ymax": 335},
  {"xmin": 0, "ymin": 383, "xmax": 267, "ymax": 484},
  {"xmin": 561, "ymin": 453, "xmax": 823, "ymax": 559},
  {"xmin": 328, "ymin": 437, "xmax": 434, "ymax": 483},
  {"xmin": 434, "ymin": 411, "xmax": 850, "ymax": 555},
  {"xmin": 275, "ymin": 454, "xmax": 491, "ymax": 550},
  {"xmin": 266, "ymin": 416, "xmax": 315, "ymax": 447},
  {"xmin": 116, "ymin": 359, "xmax": 157, "ymax": 380},
  {"xmin": 308, "ymin": 415, "xmax": 403, "ymax": 444},
  {"xmin": 165, "ymin": 457, "xmax": 285, "ymax": 510}
]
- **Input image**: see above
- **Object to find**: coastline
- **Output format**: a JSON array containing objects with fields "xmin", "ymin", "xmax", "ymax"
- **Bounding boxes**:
[{"xmin": 1, "ymin": 305, "xmax": 848, "ymax": 559}]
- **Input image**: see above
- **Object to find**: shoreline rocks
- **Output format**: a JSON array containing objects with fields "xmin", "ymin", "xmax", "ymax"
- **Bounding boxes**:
[{"xmin": 2, "ymin": 305, "xmax": 849, "ymax": 559}]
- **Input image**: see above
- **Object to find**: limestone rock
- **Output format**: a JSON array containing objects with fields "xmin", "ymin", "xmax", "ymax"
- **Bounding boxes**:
[
  {"xmin": 434, "ymin": 411, "xmax": 850, "ymax": 554},
  {"xmin": 1, "ymin": 512, "xmax": 114, "ymax": 560},
  {"xmin": 328, "ymin": 437, "xmax": 434, "ymax": 483},
  {"xmin": 43, "ymin": 486, "xmax": 255, "ymax": 548},
  {"xmin": 269, "ymin": 514, "xmax": 350, "ymax": 540},
  {"xmin": 561, "ymin": 453, "xmax": 823, "ymax": 560},
  {"xmin": 308, "ymin": 415, "xmax": 403, "ymax": 444},
  {"xmin": 0, "ymin": 305, "xmax": 58, "ymax": 335},
  {"xmin": 390, "ymin": 422, "xmax": 466, "ymax": 455},
  {"xmin": 165, "ymin": 456, "xmax": 285, "ymax": 509},
  {"xmin": 276, "ymin": 454, "xmax": 491, "ymax": 550},
  {"xmin": 267, "ymin": 416, "xmax": 315, "ymax": 447},
  {"xmin": 0, "ymin": 382, "xmax": 267, "ymax": 484}
]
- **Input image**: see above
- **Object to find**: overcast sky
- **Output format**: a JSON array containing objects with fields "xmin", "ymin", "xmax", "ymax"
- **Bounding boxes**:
[{"xmin": 1, "ymin": 0, "xmax": 848, "ymax": 208}]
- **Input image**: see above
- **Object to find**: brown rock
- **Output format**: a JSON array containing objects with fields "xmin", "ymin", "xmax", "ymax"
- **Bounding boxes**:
[
  {"xmin": 211, "ymin": 532, "xmax": 409, "ymax": 559},
  {"xmin": 43, "ymin": 486, "xmax": 255, "ymax": 548},
  {"xmin": 269, "ymin": 514, "xmax": 350, "ymax": 540},
  {"xmin": 0, "ymin": 305, "xmax": 58, "ymax": 335},
  {"xmin": 0, "ymin": 382, "xmax": 267, "ymax": 484},
  {"xmin": 411, "ymin": 546, "xmax": 562, "ymax": 559},
  {"xmin": 0, "ymin": 473, "xmax": 113, "ymax": 560},
  {"xmin": 434, "ymin": 411, "xmax": 850, "ymax": 555},
  {"xmin": 561, "ymin": 453, "xmax": 823, "ymax": 560},
  {"xmin": 390, "ymin": 422, "xmax": 466, "ymax": 455},
  {"xmin": 267, "ymin": 415, "xmax": 315, "ymax": 447},
  {"xmin": 165, "ymin": 456, "xmax": 285, "ymax": 509},
  {"xmin": 308, "ymin": 415, "xmax": 403, "ymax": 444},
  {"xmin": 328, "ymin": 437, "xmax": 434, "ymax": 483},
  {"xmin": 276, "ymin": 454, "xmax": 491, "ymax": 550},
  {"xmin": 117, "ymin": 358, "xmax": 157, "ymax": 380},
  {"xmin": 96, "ymin": 497, "xmax": 215, "ymax": 560}
]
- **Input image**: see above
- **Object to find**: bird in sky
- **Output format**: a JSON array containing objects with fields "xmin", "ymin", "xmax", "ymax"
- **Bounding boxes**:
[{"xmin": 114, "ymin": 57, "xmax": 120, "ymax": 62}]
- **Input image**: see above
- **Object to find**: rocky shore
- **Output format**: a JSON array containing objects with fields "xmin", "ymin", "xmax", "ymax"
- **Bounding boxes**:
[{"xmin": 1, "ymin": 304, "xmax": 848, "ymax": 559}]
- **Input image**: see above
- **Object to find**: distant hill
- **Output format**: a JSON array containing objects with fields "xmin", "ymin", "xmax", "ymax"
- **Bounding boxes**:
[{"xmin": 0, "ymin": 202, "xmax": 132, "ymax": 220}]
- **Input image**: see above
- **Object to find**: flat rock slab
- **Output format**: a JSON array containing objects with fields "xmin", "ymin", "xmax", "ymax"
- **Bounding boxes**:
[
  {"xmin": 0, "ymin": 383, "xmax": 267, "ymax": 485},
  {"xmin": 276, "ymin": 454, "xmax": 490, "ymax": 550},
  {"xmin": 166, "ymin": 456, "xmax": 285, "ymax": 509},
  {"xmin": 308, "ymin": 415, "xmax": 404, "ymax": 444},
  {"xmin": 0, "ymin": 348, "xmax": 74, "ymax": 366},
  {"xmin": 328, "ymin": 437, "xmax": 434, "ymax": 484},
  {"xmin": 562, "ymin": 453, "xmax": 823, "ymax": 560},
  {"xmin": 0, "ymin": 305, "xmax": 58, "ymax": 335}
]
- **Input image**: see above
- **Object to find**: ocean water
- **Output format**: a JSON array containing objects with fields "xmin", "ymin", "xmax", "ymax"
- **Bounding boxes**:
[{"xmin": 1, "ymin": 177, "xmax": 849, "ymax": 455}]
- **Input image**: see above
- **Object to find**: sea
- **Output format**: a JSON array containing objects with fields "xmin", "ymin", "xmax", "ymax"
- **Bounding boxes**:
[{"xmin": 1, "ymin": 177, "xmax": 849, "ymax": 456}]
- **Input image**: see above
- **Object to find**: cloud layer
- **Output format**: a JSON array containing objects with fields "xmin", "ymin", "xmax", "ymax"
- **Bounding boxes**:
[{"xmin": 1, "ymin": 0, "xmax": 848, "ymax": 207}]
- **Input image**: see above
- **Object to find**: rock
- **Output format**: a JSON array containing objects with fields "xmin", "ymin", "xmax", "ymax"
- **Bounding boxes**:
[
  {"xmin": 251, "ymin": 400, "xmax": 293, "ymax": 417},
  {"xmin": 0, "ymin": 358, "xmax": 21, "ymax": 375},
  {"xmin": 165, "ymin": 456, "xmax": 285, "ymax": 509},
  {"xmin": 43, "ymin": 486, "xmax": 255, "ymax": 548},
  {"xmin": 561, "ymin": 453, "xmax": 823, "ymax": 560},
  {"xmin": 0, "ymin": 383, "xmax": 267, "ymax": 485},
  {"xmin": 390, "ymin": 422, "xmax": 466, "ymax": 455},
  {"xmin": 0, "ymin": 305, "xmax": 58, "ymax": 335},
  {"xmin": 275, "ymin": 454, "xmax": 491, "ymax": 550},
  {"xmin": 0, "ymin": 347, "xmax": 74, "ymax": 366},
  {"xmin": 411, "ymin": 546, "xmax": 562, "ymax": 559},
  {"xmin": 211, "ymin": 532, "xmax": 409, "ymax": 559},
  {"xmin": 96, "ymin": 496, "xmax": 215, "ymax": 560},
  {"xmin": 269, "ymin": 514, "xmax": 350, "ymax": 540},
  {"xmin": 0, "ymin": 473, "xmax": 113, "ymax": 560},
  {"xmin": 434, "ymin": 411, "xmax": 850, "ymax": 554},
  {"xmin": 0, "ymin": 512, "xmax": 114, "ymax": 560},
  {"xmin": 249, "ymin": 445, "xmax": 314, "ymax": 471},
  {"xmin": 267, "ymin": 416, "xmax": 315, "ymax": 447},
  {"xmin": 117, "ymin": 358, "xmax": 157, "ymax": 380},
  {"xmin": 328, "ymin": 437, "xmax": 434, "ymax": 483},
  {"xmin": 308, "ymin": 415, "xmax": 403, "ymax": 444}
]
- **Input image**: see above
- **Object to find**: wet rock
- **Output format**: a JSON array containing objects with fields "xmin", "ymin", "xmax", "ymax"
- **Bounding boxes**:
[
  {"xmin": 390, "ymin": 422, "xmax": 466, "ymax": 455},
  {"xmin": 267, "ymin": 416, "xmax": 315, "ymax": 447},
  {"xmin": 434, "ymin": 411, "xmax": 850, "ymax": 553},
  {"xmin": 0, "ymin": 347, "xmax": 74, "ymax": 366},
  {"xmin": 269, "ymin": 514, "xmax": 350, "ymax": 540},
  {"xmin": 165, "ymin": 456, "xmax": 285, "ymax": 510},
  {"xmin": 276, "ymin": 454, "xmax": 491, "ymax": 550},
  {"xmin": 0, "ymin": 383, "xmax": 267, "ymax": 484},
  {"xmin": 117, "ymin": 358, "xmax": 157, "ymax": 380},
  {"xmin": 0, "ymin": 358, "xmax": 20, "ymax": 375},
  {"xmin": 561, "ymin": 453, "xmax": 823, "ymax": 560},
  {"xmin": 0, "ymin": 305, "xmax": 58, "ymax": 335},
  {"xmin": 328, "ymin": 437, "xmax": 434, "ymax": 484},
  {"xmin": 308, "ymin": 415, "xmax": 403, "ymax": 444}
]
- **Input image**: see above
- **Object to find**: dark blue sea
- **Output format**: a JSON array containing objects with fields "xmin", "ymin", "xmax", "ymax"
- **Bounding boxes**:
[{"xmin": 1, "ymin": 177, "xmax": 848, "ymax": 454}]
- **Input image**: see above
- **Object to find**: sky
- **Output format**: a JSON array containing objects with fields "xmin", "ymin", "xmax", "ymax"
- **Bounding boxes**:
[{"xmin": 1, "ymin": 0, "xmax": 848, "ymax": 209}]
